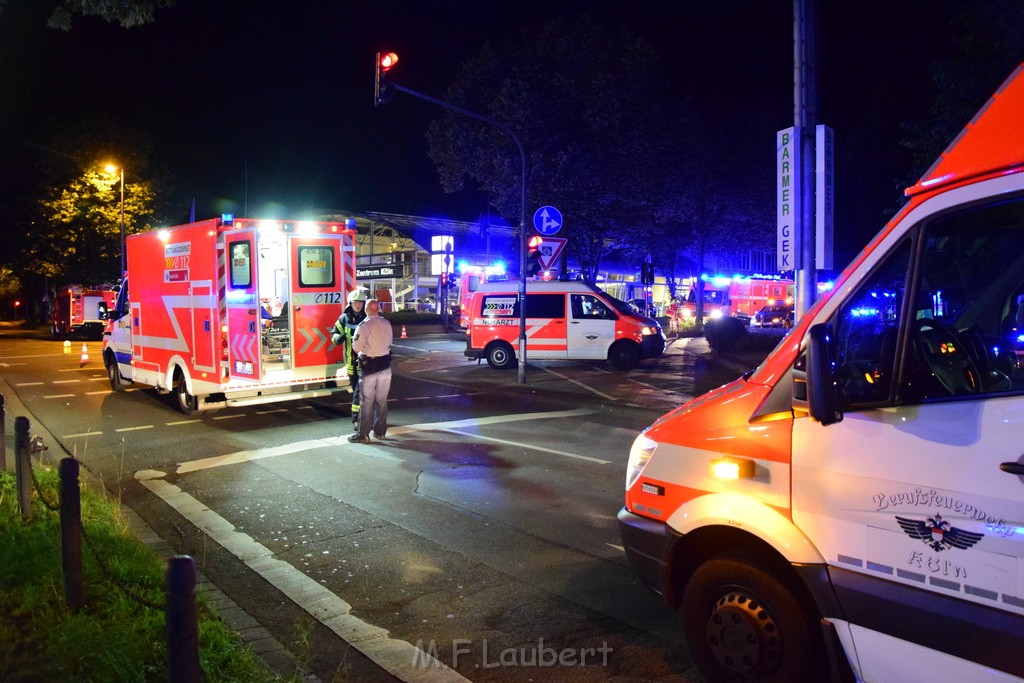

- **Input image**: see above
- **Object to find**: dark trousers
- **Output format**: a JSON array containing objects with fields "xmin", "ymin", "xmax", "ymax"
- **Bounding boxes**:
[{"xmin": 349, "ymin": 365, "xmax": 360, "ymax": 423}]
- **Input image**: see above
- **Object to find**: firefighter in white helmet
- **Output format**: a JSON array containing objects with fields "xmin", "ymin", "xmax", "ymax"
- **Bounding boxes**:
[{"xmin": 331, "ymin": 289, "xmax": 368, "ymax": 425}]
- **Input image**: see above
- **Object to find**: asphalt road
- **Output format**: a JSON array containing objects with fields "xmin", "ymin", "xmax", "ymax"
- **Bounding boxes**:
[{"xmin": 0, "ymin": 326, "xmax": 769, "ymax": 682}]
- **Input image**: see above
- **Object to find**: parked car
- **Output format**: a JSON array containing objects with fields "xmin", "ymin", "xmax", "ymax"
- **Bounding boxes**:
[
  {"xmin": 627, "ymin": 299, "xmax": 658, "ymax": 318},
  {"xmin": 752, "ymin": 304, "xmax": 793, "ymax": 328},
  {"xmin": 403, "ymin": 297, "xmax": 436, "ymax": 313}
]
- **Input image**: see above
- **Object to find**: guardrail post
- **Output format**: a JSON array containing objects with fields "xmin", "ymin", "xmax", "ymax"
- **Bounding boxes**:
[
  {"xmin": 59, "ymin": 457, "xmax": 84, "ymax": 613},
  {"xmin": 14, "ymin": 416, "xmax": 31, "ymax": 521},
  {"xmin": 166, "ymin": 555, "xmax": 202, "ymax": 683},
  {"xmin": 1, "ymin": 393, "xmax": 7, "ymax": 471}
]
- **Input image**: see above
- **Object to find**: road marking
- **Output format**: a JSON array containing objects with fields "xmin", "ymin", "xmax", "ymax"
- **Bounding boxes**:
[
  {"xmin": 436, "ymin": 394, "xmax": 460, "ymax": 398},
  {"xmin": 115, "ymin": 425, "xmax": 154, "ymax": 433},
  {"xmin": 540, "ymin": 367, "xmax": 618, "ymax": 401},
  {"xmin": 44, "ymin": 394, "xmax": 75, "ymax": 399},
  {"xmin": 85, "ymin": 390, "xmax": 112, "ymax": 396},
  {"xmin": 0, "ymin": 362, "xmax": 25, "ymax": 367},
  {"xmin": 16, "ymin": 382, "xmax": 44, "ymax": 387},
  {"xmin": 53, "ymin": 379, "xmax": 81, "ymax": 384},
  {"xmin": 441, "ymin": 428, "xmax": 611, "ymax": 464},
  {"xmin": 59, "ymin": 367, "xmax": 103, "ymax": 373},
  {"xmin": 255, "ymin": 408, "xmax": 288, "ymax": 415},
  {"xmin": 0, "ymin": 353, "xmax": 66, "ymax": 359},
  {"xmin": 166, "ymin": 419, "xmax": 201, "ymax": 426},
  {"xmin": 63, "ymin": 431, "xmax": 103, "ymax": 438},
  {"xmin": 88, "ymin": 377, "xmax": 109, "ymax": 381},
  {"xmin": 607, "ymin": 543, "xmax": 625, "ymax": 552},
  {"xmin": 135, "ymin": 472, "xmax": 467, "ymax": 683},
  {"xmin": 212, "ymin": 414, "xmax": 246, "ymax": 421},
  {"xmin": 175, "ymin": 407, "xmax": 600, "ymax": 475}
]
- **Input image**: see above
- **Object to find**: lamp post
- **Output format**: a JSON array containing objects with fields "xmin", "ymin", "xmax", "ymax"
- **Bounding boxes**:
[{"xmin": 105, "ymin": 164, "xmax": 125, "ymax": 276}]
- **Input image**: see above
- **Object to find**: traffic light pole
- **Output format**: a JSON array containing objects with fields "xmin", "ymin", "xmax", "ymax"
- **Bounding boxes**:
[{"xmin": 389, "ymin": 83, "xmax": 529, "ymax": 384}]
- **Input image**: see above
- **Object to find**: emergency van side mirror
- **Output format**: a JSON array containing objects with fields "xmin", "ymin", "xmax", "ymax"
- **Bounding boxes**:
[{"xmin": 803, "ymin": 323, "xmax": 843, "ymax": 426}]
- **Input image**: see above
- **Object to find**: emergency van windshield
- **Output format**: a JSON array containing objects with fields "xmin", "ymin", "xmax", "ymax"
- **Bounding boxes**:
[{"xmin": 834, "ymin": 194, "xmax": 1024, "ymax": 406}]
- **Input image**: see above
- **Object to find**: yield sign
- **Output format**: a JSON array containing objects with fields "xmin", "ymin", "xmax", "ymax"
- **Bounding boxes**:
[{"xmin": 536, "ymin": 237, "xmax": 567, "ymax": 270}]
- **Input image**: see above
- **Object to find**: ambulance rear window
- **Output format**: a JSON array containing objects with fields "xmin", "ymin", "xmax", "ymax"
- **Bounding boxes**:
[
  {"xmin": 297, "ymin": 245, "xmax": 335, "ymax": 288},
  {"xmin": 229, "ymin": 241, "xmax": 251, "ymax": 288}
]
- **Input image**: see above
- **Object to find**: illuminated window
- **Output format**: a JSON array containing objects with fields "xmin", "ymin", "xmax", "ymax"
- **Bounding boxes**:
[
  {"xmin": 297, "ymin": 245, "xmax": 335, "ymax": 287},
  {"xmin": 229, "ymin": 241, "xmax": 251, "ymax": 288}
]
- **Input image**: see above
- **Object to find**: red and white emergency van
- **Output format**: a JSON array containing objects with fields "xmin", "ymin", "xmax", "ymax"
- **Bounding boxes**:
[
  {"xmin": 620, "ymin": 65, "xmax": 1024, "ymax": 681},
  {"xmin": 464, "ymin": 280, "xmax": 665, "ymax": 370},
  {"xmin": 103, "ymin": 217, "xmax": 357, "ymax": 413},
  {"xmin": 52, "ymin": 284, "xmax": 117, "ymax": 340}
]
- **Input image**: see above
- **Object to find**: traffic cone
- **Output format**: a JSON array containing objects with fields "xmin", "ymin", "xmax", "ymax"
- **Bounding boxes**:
[
  {"xmin": 79, "ymin": 343, "xmax": 89, "ymax": 365},
  {"xmin": 400, "ymin": 325, "xmax": 408, "ymax": 339}
]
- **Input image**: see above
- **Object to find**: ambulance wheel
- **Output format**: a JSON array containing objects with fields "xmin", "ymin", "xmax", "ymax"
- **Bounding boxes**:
[
  {"xmin": 608, "ymin": 341, "xmax": 641, "ymax": 371},
  {"xmin": 175, "ymin": 370, "xmax": 199, "ymax": 415},
  {"xmin": 106, "ymin": 355, "xmax": 125, "ymax": 393},
  {"xmin": 681, "ymin": 551, "xmax": 828, "ymax": 682},
  {"xmin": 485, "ymin": 341, "xmax": 515, "ymax": 369}
]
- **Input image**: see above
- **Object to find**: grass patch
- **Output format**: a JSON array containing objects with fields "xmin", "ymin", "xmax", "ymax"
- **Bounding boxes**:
[{"xmin": 0, "ymin": 467, "xmax": 282, "ymax": 682}]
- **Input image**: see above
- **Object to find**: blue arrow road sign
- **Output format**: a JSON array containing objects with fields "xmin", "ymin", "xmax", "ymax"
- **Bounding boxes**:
[{"xmin": 533, "ymin": 206, "xmax": 563, "ymax": 236}]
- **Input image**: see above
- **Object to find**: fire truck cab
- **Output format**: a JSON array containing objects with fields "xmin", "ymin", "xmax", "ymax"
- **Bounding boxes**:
[
  {"xmin": 103, "ymin": 217, "xmax": 357, "ymax": 413},
  {"xmin": 620, "ymin": 65, "xmax": 1024, "ymax": 681}
]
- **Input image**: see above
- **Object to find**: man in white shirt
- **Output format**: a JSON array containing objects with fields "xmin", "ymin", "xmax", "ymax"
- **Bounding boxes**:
[{"xmin": 348, "ymin": 299, "xmax": 394, "ymax": 443}]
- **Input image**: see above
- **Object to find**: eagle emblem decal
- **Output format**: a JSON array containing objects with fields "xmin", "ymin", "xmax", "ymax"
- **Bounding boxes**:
[{"xmin": 896, "ymin": 514, "xmax": 984, "ymax": 552}]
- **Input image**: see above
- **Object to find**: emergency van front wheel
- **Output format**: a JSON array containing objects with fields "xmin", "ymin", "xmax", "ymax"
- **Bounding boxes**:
[
  {"xmin": 175, "ymin": 370, "xmax": 199, "ymax": 415},
  {"xmin": 608, "ymin": 341, "xmax": 641, "ymax": 371},
  {"xmin": 681, "ymin": 552, "xmax": 827, "ymax": 682},
  {"xmin": 106, "ymin": 355, "xmax": 125, "ymax": 393},
  {"xmin": 485, "ymin": 341, "xmax": 516, "ymax": 369}
]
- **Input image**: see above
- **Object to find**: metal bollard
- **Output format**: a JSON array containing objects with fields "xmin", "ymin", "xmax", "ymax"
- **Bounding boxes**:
[
  {"xmin": 59, "ymin": 458, "xmax": 84, "ymax": 613},
  {"xmin": 14, "ymin": 417, "xmax": 31, "ymax": 521},
  {"xmin": 166, "ymin": 555, "xmax": 202, "ymax": 683},
  {"xmin": 1, "ymin": 392, "xmax": 6, "ymax": 471}
]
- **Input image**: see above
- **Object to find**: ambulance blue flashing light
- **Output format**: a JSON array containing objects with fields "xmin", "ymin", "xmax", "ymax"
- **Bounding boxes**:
[{"xmin": 457, "ymin": 260, "xmax": 470, "ymax": 273}]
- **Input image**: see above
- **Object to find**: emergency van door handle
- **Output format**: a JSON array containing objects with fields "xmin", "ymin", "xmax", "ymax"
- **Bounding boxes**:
[{"xmin": 999, "ymin": 462, "xmax": 1024, "ymax": 475}]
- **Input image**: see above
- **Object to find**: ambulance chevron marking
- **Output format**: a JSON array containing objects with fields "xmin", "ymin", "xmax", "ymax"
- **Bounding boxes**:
[{"xmin": 298, "ymin": 328, "xmax": 314, "ymax": 353}]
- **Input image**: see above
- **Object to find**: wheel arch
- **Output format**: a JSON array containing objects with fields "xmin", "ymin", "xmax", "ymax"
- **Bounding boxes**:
[{"xmin": 662, "ymin": 493, "xmax": 825, "ymax": 607}]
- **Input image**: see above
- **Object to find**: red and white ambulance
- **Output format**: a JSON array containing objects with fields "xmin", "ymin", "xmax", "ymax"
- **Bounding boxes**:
[
  {"xmin": 464, "ymin": 280, "xmax": 665, "ymax": 370},
  {"xmin": 52, "ymin": 284, "xmax": 117, "ymax": 340},
  {"xmin": 620, "ymin": 65, "xmax": 1024, "ymax": 681},
  {"xmin": 103, "ymin": 217, "xmax": 357, "ymax": 413}
]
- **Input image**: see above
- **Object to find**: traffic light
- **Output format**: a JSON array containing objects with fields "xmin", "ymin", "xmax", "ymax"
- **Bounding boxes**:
[
  {"xmin": 446, "ymin": 272, "xmax": 458, "ymax": 288},
  {"xmin": 526, "ymin": 235, "xmax": 543, "ymax": 276},
  {"xmin": 641, "ymin": 262, "xmax": 655, "ymax": 285},
  {"xmin": 374, "ymin": 51, "xmax": 399, "ymax": 106}
]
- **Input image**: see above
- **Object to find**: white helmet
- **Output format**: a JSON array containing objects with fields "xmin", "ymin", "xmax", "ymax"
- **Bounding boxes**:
[{"xmin": 347, "ymin": 289, "xmax": 368, "ymax": 303}]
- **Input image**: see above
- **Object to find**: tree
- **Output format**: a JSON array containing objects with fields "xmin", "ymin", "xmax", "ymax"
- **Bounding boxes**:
[
  {"xmin": 427, "ymin": 15, "xmax": 673, "ymax": 281},
  {"xmin": 0, "ymin": 0, "xmax": 174, "ymax": 30},
  {"xmin": 902, "ymin": 1, "xmax": 1024, "ymax": 179},
  {"xmin": 655, "ymin": 129, "xmax": 773, "ymax": 330},
  {"xmin": 30, "ymin": 164, "xmax": 157, "ymax": 283}
]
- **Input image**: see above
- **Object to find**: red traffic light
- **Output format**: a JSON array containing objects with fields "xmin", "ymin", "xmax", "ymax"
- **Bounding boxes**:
[{"xmin": 380, "ymin": 52, "xmax": 399, "ymax": 71}]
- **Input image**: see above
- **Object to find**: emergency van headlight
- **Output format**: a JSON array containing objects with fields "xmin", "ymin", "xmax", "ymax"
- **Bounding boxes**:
[
  {"xmin": 710, "ymin": 309, "xmax": 723, "ymax": 319},
  {"xmin": 641, "ymin": 325, "xmax": 657, "ymax": 336},
  {"xmin": 681, "ymin": 309, "xmax": 693, "ymax": 318},
  {"xmin": 626, "ymin": 434, "xmax": 658, "ymax": 490}
]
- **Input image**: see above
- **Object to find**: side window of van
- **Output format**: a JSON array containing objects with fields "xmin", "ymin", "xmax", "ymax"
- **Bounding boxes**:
[
  {"xmin": 570, "ymin": 294, "xmax": 614, "ymax": 320},
  {"xmin": 901, "ymin": 197, "xmax": 1024, "ymax": 401},
  {"xmin": 833, "ymin": 240, "xmax": 912, "ymax": 406}
]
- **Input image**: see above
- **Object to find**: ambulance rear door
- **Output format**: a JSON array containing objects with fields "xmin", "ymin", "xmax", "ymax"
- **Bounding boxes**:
[
  {"xmin": 222, "ymin": 229, "xmax": 262, "ymax": 382},
  {"xmin": 288, "ymin": 234, "xmax": 346, "ymax": 370}
]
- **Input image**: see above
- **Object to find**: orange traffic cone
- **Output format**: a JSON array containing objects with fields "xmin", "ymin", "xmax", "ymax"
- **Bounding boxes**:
[
  {"xmin": 79, "ymin": 343, "xmax": 89, "ymax": 365},
  {"xmin": 400, "ymin": 325, "xmax": 408, "ymax": 339}
]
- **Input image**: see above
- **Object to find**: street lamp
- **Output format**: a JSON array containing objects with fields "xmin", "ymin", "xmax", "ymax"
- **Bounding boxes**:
[{"xmin": 105, "ymin": 164, "xmax": 125, "ymax": 276}]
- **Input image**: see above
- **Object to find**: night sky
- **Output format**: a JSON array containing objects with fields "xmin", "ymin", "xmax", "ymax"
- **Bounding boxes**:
[{"xmin": 0, "ymin": 1, "xmax": 992, "ymax": 262}]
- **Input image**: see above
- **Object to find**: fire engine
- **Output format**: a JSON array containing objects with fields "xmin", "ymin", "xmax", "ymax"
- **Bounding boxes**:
[
  {"xmin": 619, "ymin": 65, "xmax": 1024, "ymax": 681},
  {"xmin": 457, "ymin": 262, "xmax": 508, "ymax": 328},
  {"xmin": 103, "ymin": 217, "xmax": 357, "ymax": 413},
  {"xmin": 52, "ymin": 284, "xmax": 117, "ymax": 340}
]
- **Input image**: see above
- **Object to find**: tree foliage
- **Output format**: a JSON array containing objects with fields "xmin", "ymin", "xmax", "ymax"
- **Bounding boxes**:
[
  {"xmin": 902, "ymin": 0, "xmax": 1024, "ymax": 178},
  {"xmin": 31, "ymin": 165, "xmax": 157, "ymax": 283},
  {"xmin": 0, "ymin": 0, "xmax": 174, "ymax": 30},
  {"xmin": 426, "ymin": 15, "xmax": 674, "ymax": 281}
]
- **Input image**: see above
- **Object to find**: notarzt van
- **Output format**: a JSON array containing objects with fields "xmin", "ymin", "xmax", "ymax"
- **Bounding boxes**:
[
  {"xmin": 619, "ymin": 65, "xmax": 1024, "ymax": 681},
  {"xmin": 464, "ymin": 281, "xmax": 665, "ymax": 370}
]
